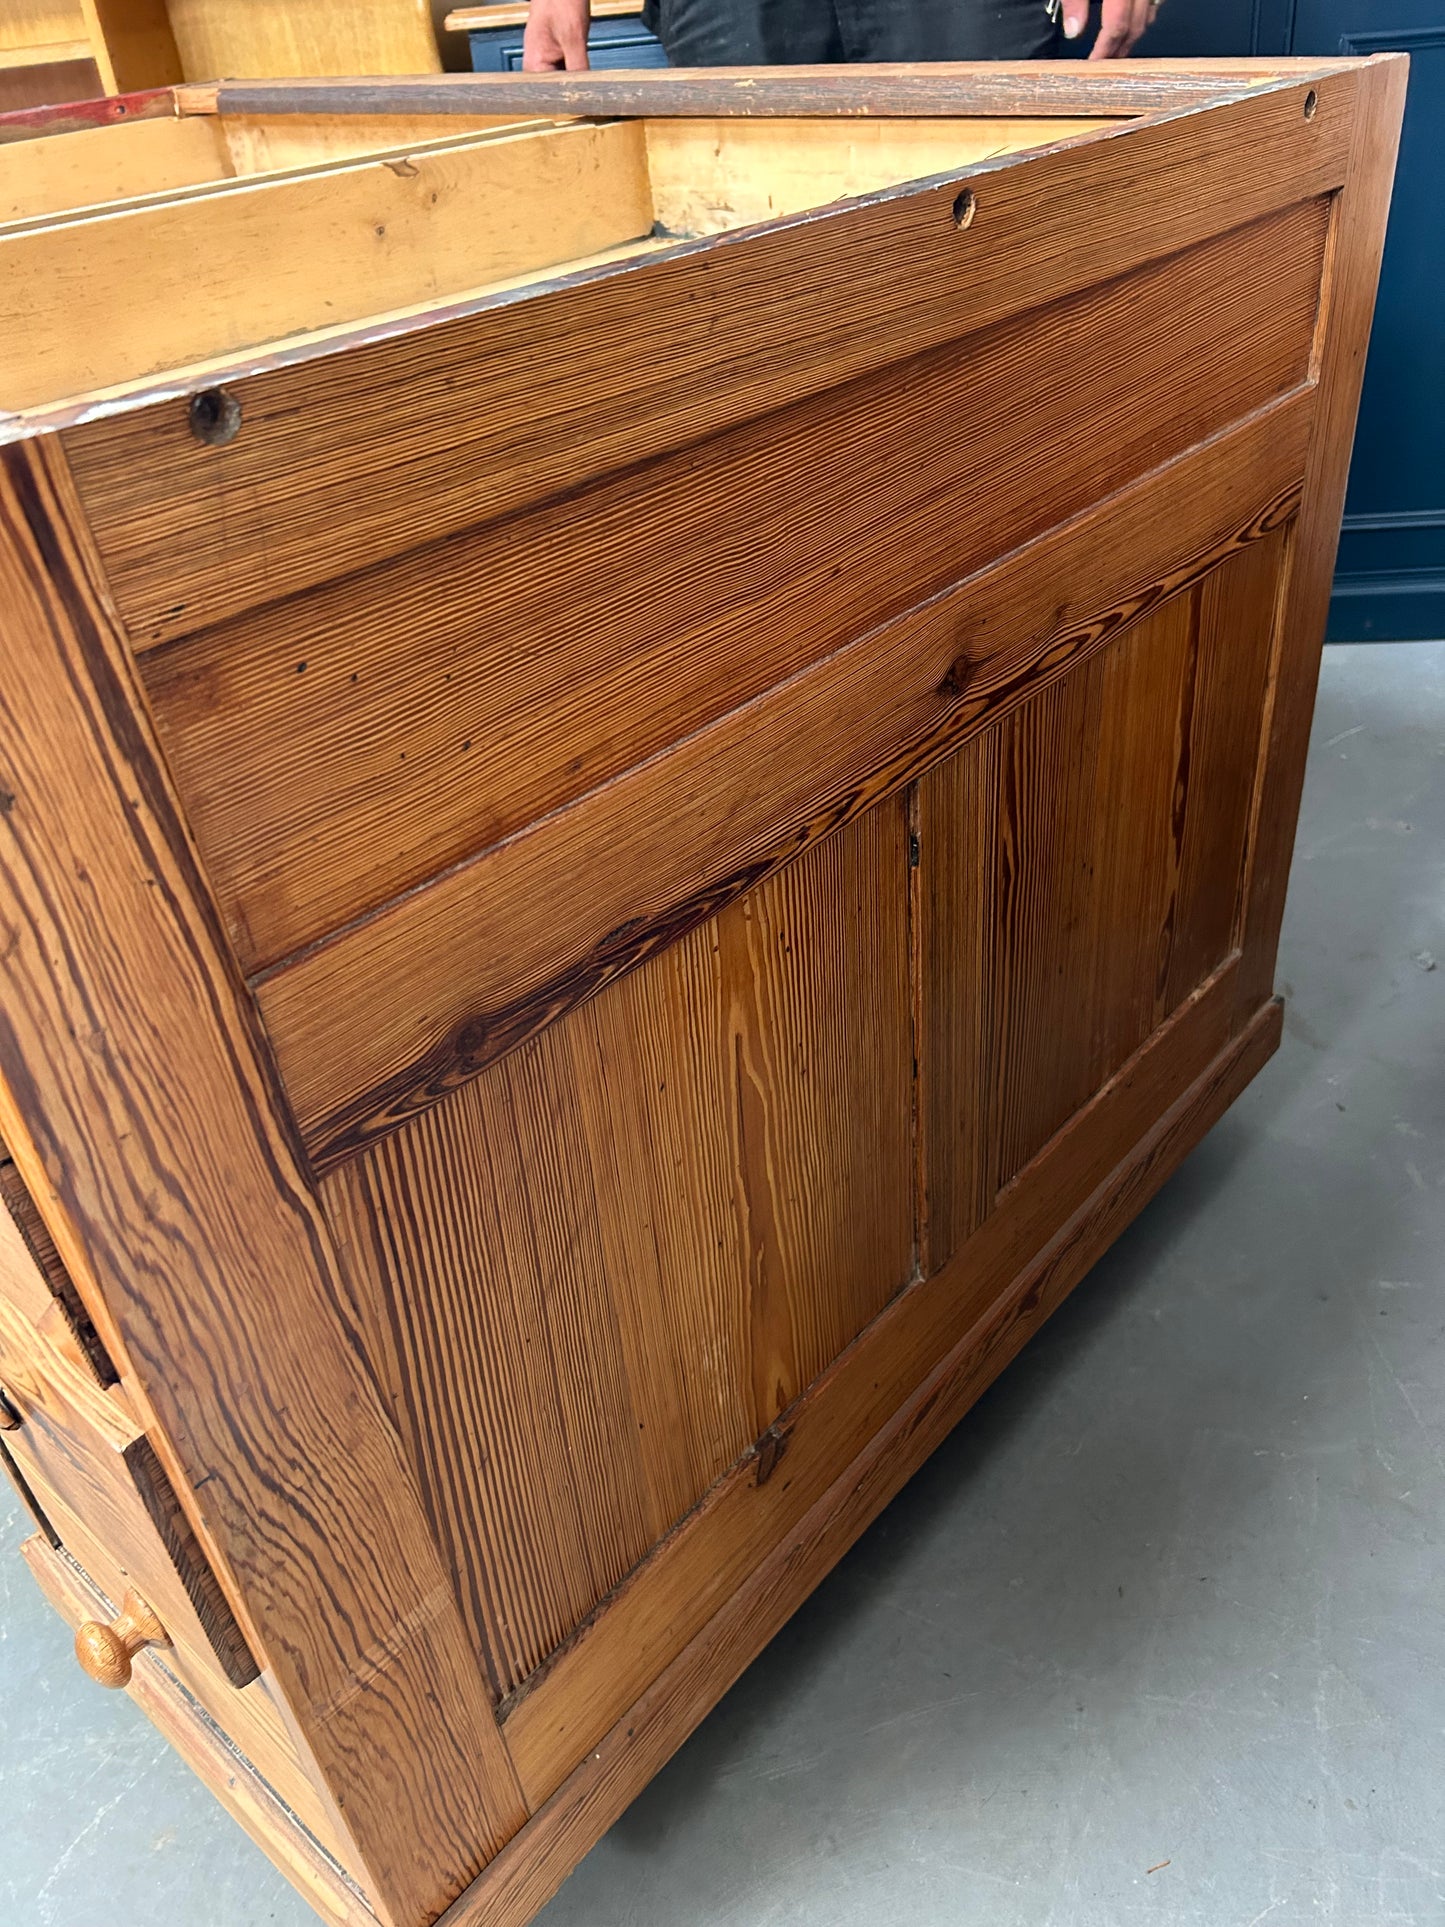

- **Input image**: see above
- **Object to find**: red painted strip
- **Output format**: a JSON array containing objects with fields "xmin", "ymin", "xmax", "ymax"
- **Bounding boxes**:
[{"xmin": 0, "ymin": 87, "xmax": 175, "ymax": 146}]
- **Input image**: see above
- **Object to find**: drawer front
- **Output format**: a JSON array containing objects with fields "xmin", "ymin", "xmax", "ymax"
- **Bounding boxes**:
[
  {"xmin": 19, "ymin": 1535, "xmax": 375, "ymax": 1927},
  {"xmin": 0, "ymin": 1174, "xmax": 355, "ymax": 1872},
  {"xmin": 0, "ymin": 1186, "xmax": 255, "ymax": 1684}
]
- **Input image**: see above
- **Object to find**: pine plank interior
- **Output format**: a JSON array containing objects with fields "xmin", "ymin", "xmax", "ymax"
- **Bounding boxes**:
[
  {"xmin": 0, "ymin": 59, "xmax": 1405, "ymax": 1927},
  {"xmin": 0, "ymin": 105, "xmax": 1109, "ymax": 414}
]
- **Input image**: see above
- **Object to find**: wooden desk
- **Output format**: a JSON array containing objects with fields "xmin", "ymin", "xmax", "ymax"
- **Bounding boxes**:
[{"xmin": 0, "ymin": 58, "xmax": 1405, "ymax": 1927}]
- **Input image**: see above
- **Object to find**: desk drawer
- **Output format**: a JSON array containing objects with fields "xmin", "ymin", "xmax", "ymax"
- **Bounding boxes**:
[{"xmin": 0, "ymin": 1163, "xmax": 354, "ymax": 1872}]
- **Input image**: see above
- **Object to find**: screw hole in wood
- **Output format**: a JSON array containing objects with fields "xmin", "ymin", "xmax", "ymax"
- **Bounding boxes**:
[
  {"xmin": 952, "ymin": 188, "xmax": 978, "ymax": 230},
  {"xmin": 188, "ymin": 386, "xmax": 242, "ymax": 447},
  {"xmin": 1303, "ymin": 89, "xmax": 1318, "ymax": 119}
]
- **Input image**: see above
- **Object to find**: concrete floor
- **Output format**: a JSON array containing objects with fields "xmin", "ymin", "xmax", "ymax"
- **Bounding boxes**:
[{"xmin": 3, "ymin": 641, "xmax": 1443, "ymax": 1927}]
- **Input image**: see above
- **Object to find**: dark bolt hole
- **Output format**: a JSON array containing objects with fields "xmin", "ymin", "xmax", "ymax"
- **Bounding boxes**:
[
  {"xmin": 188, "ymin": 386, "xmax": 242, "ymax": 447},
  {"xmin": 1304, "ymin": 89, "xmax": 1318, "ymax": 119},
  {"xmin": 952, "ymin": 187, "xmax": 978, "ymax": 230}
]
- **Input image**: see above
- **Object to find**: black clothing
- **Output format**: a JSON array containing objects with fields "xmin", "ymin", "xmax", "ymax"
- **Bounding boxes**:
[{"xmin": 639, "ymin": 0, "xmax": 1064, "ymax": 63}]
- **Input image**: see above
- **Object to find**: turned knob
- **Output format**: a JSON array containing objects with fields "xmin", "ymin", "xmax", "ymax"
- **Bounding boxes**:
[{"xmin": 74, "ymin": 1590, "xmax": 169, "ymax": 1688}]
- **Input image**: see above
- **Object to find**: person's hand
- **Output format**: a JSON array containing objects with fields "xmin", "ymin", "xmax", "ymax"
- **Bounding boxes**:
[
  {"xmin": 1062, "ymin": 0, "xmax": 1156, "ymax": 58},
  {"xmin": 522, "ymin": 0, "xmax": 591, "ymax": 69}
]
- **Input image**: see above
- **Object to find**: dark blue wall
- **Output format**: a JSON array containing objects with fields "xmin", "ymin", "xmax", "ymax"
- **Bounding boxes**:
[{"xmin": 1125, "ymin": 0, "xmax": 1445, "ymax": 640}]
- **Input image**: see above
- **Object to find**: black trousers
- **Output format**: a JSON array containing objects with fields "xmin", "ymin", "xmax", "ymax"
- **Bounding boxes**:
[{"xmin": 640, "ymin": 0, "xmax": 1065, "ymax": 62}]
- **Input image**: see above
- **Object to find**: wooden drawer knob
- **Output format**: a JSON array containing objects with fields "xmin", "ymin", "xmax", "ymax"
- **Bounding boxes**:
[{"xmin": 74, "ymin": 1590, "xmax": 169, "ymax": 1688}]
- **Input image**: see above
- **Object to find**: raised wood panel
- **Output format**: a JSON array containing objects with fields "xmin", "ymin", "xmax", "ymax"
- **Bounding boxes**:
[
  {"xmin": 61, "ymin": 73, "xmax": 1350, "ymax": 647},
  {"xmin": 323, "ymin": 801, "xmax": 913, "ymax": 1698},
  {"xmin": 256, "ymin": 390, "xmax": 1310, "ymax": 1168},
  {"xmin": 142, "ymin": 196, "xmax": 1327, "ymax": 978},
  {"xmin": 1167, "ymin": 526, "xmax": 1288, "ymax": 1005},
  {"xmin": 988, "ymin": 601, "xmax": 1192, "ymax": 1186},
  {"xmin": 492, "ymin": 533, "xmax": 1289, "ymax": 1799},
  {"xmin": 918, "ymin": 530, "xmax": 1288, "ymax": 1275},
  {"xmin": 499, "ymin": 956, "xmax": 1257, "ymax": 1805},
  {"xmin": 449, "ymin": 998, "xmax": 1282, "ymax": 1927}
]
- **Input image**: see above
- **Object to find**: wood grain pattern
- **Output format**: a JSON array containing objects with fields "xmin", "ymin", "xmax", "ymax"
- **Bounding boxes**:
[
  {"xmin": 0, "ymin": 118, "xmax": 652, "ymax": 411},
  {"xmin": 1235, "ymin": 56, "xmax": 1407, "ymax": 1024},
  {"xmin": 488, "ymin": 541, "xmax": 1291, "ymax": 1802},
  {"xmin": 215, "ymin": 110, "xmax": 539, "ymax": 174},
  {"xmin": 915, "ymin": 736, "xmax": 997, "ymax": 1277},
  {"xmin": 1, "ymin": 1144, "xmax": 116, "ymax": 1381},
  {"xmin": 21, "ymin": 1535, "xmax": 379, "ymax": 1927},
  {"xmin": 446, "ymin": 0, "xmax": 642, "ymax": 24},
  {"xmin": 165, "ymin": 0, "xmax": 442, "ymax": 78},
  {"xmin": 1166, "ymin": 528, "xmax": 1287, "ymax": 1007},
  {"xmin": 439, "ymin": 999, "xmax": 1282, "ymax": 1927},
  {"xmin": 0, "ymin": 436, "xmax": 524, "ymax": 1927},
  {"xmin": 142, "ymin": 196, "xmax": 1325, "ymax": 978},
  {"xmin": 990, "ymin": 535, "xmax": 1290, "ymax": 1193},
  {"xmin": 988, "ymin": 600, "xmax": 1193, "ymax": 1187},
  {"xmin": 77, "ymin": 0, "xmax": 182, "ymax": 92},
  {"xmin": 0, "ymin": 0, "xmax": 86, "ymax": 53},
  {"xmin": 324, "ymin": 802, "xmax": 914, "ymax": 1696},
  {"xmin": 255, "ymin": 392, "xmax": 1310, "ymax": 1166},
  {"xmin": 0, "ymin": 65, "xmax": 1400, "ymax": 1927},
  {"xmin": 500, "ymin": 954, "xmax": 1257, "ymax": 1802},
  {"xmin": 60, "ymin": 72, "xmax": 1350, "ymax": 643}
]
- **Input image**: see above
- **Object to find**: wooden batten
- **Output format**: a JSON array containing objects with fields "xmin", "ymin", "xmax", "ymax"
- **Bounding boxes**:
[
  {"xmin": 0, "ymin": 109, "xmax": 231, "ymax": 219},
  {"xmin": 0, "ymin": 101, "xmax": 560, "ymax": 223},
  {"xmin": 0, "ymin": 117, "xmax": 654, "ymax": 411},
  {"xmin": 215, "ymin": 108, "xmax": 541, "ymax": 174},
  {"xmin": 172, "ymin": 62, "xmax": 1327, "ymax": 122}
]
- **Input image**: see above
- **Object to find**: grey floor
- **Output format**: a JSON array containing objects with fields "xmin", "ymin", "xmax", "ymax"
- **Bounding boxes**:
[{"xmin": 3, "ymin": 641, "xmax": 1443, "ymax": 1927}]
